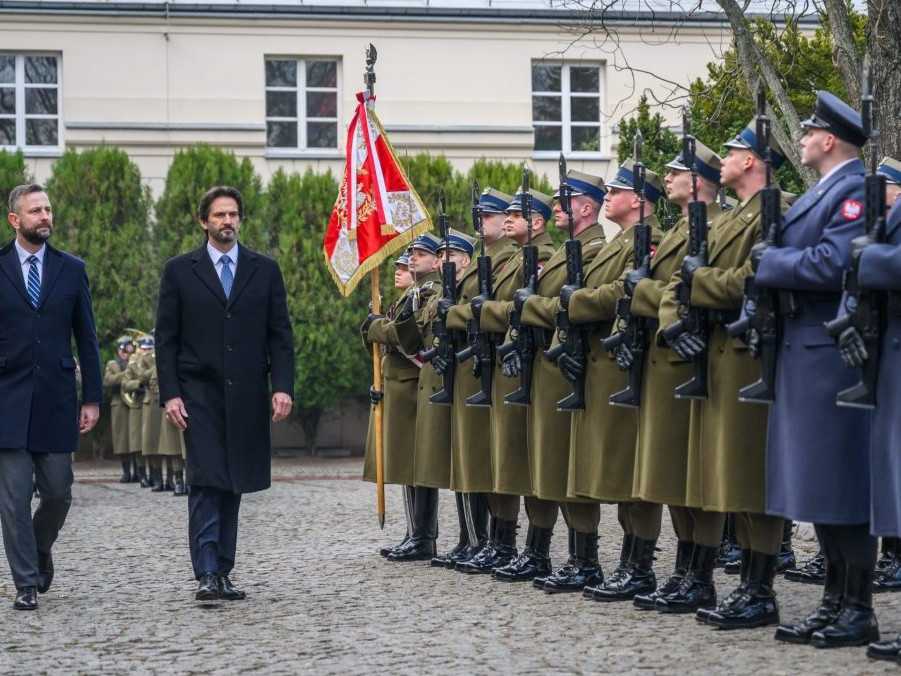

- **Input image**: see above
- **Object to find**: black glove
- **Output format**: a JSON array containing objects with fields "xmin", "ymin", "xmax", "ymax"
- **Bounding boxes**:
[
  {"xmin": 432, "ymin": 354, "xmax": 450, "ymax": 376},
  {"xmin": 471, "ymin": 294, "xmax": 486, "ymax": 318},
  {"xmin": 680, "ymin": 244, "xmax": 707, "ymax": 284},
  {"xmin": 368, "ymin": 387, "xmax": 383, "ymax": 406},
  {"xmin": 501, "ymin": 350, "xmax": 522, "ymax": 378},
  {"xmin": 559, "ymin": 284, "xmax": 578, "ymax": 310},
  {"xmin": 396, "ymin": 293, "xmax": 416, "ymax": 323},
  {"xmin": 749, "ymin": 241, "xmax": 768, "ymax": 272},
  {"xmin": 849, "ymin": 234, "xmax": 870, "ymax": 265},
  {"xmin": 513, "ymin": 287, "xmax": 531, "ymax": 314},
  {"xmin": 557, "ymin": 352, "xmax": 585, "ymax": 383},
  {"xmin": 838, "ymin": 326, "xmax": 868, "ymax": 368},
  {"xmin": 672, "ymin": 332, "xmax": 706, "ymax": 360},
  {"xmin": 624, "ymin": 256, "xmax": 651, "ymax": 296},
  {"xmin": 436, "ymin": 298, "xmax": 453, "ymax": 319},
  {"xmin": 360, "ymin": 313, "xmax": 383, "ymax": 339},
  {"xmin": 614, "ymin": 343, "xmax": 634, "ymax": 370}
]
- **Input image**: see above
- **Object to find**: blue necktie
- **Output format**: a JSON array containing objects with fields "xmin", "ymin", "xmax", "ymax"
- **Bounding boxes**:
[
  {"xmin": 26, "ymin": 255, "xmax": 41, "ymax": 308},
  {"xmin": 220, "ymin": 256, "xmax": 234, "ymax": 299}
]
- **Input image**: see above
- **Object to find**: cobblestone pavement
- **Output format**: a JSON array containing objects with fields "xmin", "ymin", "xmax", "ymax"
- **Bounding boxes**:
[{"xmin": 1, "ymin": 457, "xmax": 898, "ymax": 675}]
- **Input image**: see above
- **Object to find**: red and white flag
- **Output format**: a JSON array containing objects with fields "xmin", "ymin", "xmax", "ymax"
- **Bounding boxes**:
[{"xmin": 323, "ymin": 92, "xmax": 432, "ymax": 296}]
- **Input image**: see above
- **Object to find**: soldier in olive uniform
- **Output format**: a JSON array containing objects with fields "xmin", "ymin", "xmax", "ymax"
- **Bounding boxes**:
[
  {"xmin": 121, "ymin": 345, "xmax": 148, "ymax": 486},
  {"xmin": 135, "ymin": 335, "xmax": 165, "ymax": 491},
  {"xmin": 104, "ymin": 336, "xmax": 136, "ymax": 482},
  {"xmin": 361, "ymin": 250, "xmax": 423, "ymax": 558},
  {"xmin": 445, "ymin": 190, "xmax": 520, "ymax": 574},
  {"xmin": 504, "ymin": 173, "xmax": 609, "ymax": 592},
  {"xmin": 560, "ymin": 162, "xmax": 666, "ymax": 601},
  {"xmin": 158, "ymin": 405, "xmax": 187, "ymax": 495},
  {"xmin": 480, "ymin": 189, "xmax": 558, "ymax": 581}
]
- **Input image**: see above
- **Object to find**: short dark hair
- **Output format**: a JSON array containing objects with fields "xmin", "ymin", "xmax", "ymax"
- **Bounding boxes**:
[
  {"xmin": 198, "ymin": 186, "xmax": 244, "ymax": 222},
  {"xmin": 8, "ymin": 183, "xmax": 46, "ymax": 215}
]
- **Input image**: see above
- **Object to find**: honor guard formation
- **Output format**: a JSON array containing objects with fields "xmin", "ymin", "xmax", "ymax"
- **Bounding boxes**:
[{"xmin": 361, "ymin": 85, "xmax": 901, "ymax": 662}]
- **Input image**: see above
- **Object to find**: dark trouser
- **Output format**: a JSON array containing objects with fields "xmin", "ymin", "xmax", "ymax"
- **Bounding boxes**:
[
  {"xmin": 668, "ymin": 506, "xmax": 725, "ymax": 548},
  {"xmin": 562, "ymin": 501, "xmax": 600, "ymax": 533},
  {"xmin": 619, "ymin": 501, "xmax": 664, "ymax": 540},
  {"xmin": 188, "ymin": 485, "xmax": 242, "ymax": 579},
  {"xmin": 0, "ymin": 449, "xmax": 73, "ymax": 589},
  {"xmin": 734, "ymin": 513, "xmax": 784, "ymax": 555},
  {"xmin": 816, "ymin": 522, "xmax": 877, "ymax": 572},
  {"xmin": 487, "ymin": 493, "xmax": 520, "ymax": 521},
  {"xmin": 525, "ymin": 497, "xmax": 558, "ymax": 529}
]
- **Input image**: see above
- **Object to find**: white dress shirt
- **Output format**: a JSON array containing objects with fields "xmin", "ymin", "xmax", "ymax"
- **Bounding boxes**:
[
  {"xmin": 14, "ymin": 239, "xmax": 45, "ymax": 287},
  {"xmin": 207, "ymin": 241, "xmax": 239, "ymax": 283},
  {"xmin": 817, "ymin": 157, "xmax": 857, "ymax": 186}
]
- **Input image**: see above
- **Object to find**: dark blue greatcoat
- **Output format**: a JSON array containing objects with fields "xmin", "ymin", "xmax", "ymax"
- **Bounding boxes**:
[
  {"xmin": 0, "ymin": 240, "xmax": 102, "ymax": 453},
  {"xmin": 859, "ymin": 201, "xmax": 901, "ymax": 535},
  {"xmin": 756, "ymin": 159, "xmax": 872, "ymax": 525}
]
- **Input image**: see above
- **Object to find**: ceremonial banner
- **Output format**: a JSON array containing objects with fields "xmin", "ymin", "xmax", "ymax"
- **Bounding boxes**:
[{"xmin": 324, "ymin": 92, "xmax": 432, "ymax": 297}]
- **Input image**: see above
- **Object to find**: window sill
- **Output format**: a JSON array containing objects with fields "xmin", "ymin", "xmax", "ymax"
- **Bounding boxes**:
[
  {"xmin": 532, "ymin": 151, "xmax": 615, "ymax": 161},
  {"xmin": 264, "ymin": 149, "xmax": 343, "ymax": 160},
  {"xmin": 1, "ymin": 146, "xmax": 64, "ymax": 159}
]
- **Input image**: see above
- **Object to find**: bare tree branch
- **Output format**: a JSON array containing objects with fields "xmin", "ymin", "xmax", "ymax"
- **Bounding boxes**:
[{"xmin": 822, "ymin": 0, "xmax": 862, "ymax": 103}]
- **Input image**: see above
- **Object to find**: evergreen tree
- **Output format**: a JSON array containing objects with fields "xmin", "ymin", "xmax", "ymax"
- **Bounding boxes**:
[{"xmin": 0, "ymin": 149, "xmax": 30, "ymax": 218}]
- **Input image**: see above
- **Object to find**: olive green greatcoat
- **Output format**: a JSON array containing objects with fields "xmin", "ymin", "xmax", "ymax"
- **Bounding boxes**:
[
  {"xmin": 660, "ymin": 194, "xmax": 770, "ymax": 513},
  {"xmin": 519, "ymin": 224, "xmax": 607, "ymax": 502},
  {"xmin": 158, "ymin": 416, "xmax": 186, "ymax": 458},
  {"xmin": 480, "ymin": 232, "xmax": 555, "ymax": 496},
  {"xmin": 121, "ymin": 353, "xmax": 145, "ymax": 454},
  {"xmin": 137, "ymin": 351, "xmax": 162, "ymax": 456},
  {"xmin": 629, "ymin": 203, "xmax": 724, "ymax": 507},
  {"xmin": 445, "ymin": 237, "xmax": 518, "ymax": 492},
  {"xmin": 394, "ymin": 273, "xmax": 451, "ymax": 489},
  {"xmin": 566, "ymin": 221, "xmax": 662, "ymax": 502},
  {"xmin": 103, "ymin": 357, "xmax": 130, "ymax": 455},
  {"xmin": 362, "ymin": 275, "xmax": 436, "ymax": 485}
]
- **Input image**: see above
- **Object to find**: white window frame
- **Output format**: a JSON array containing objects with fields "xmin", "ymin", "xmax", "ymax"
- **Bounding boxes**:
[
  {"xmin": 0, "ymin": 52, "xmax": 63, "ymax": 157},
  {"xmin": 265, "ymin": 56, "xmax": 342, "ymax": 157},
  {"xmin": 532, "ymin": 61, "xmax": 607, "ymax": 160}
]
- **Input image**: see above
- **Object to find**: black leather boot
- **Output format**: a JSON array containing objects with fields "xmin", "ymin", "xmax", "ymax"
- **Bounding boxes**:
[
  {"xmin": 784, "ymin": 549, "xmax": 826, "ymax": 584},
  {"xmin": 635, "ymin": 540, "xmax": 693, "ymax": 610},
  {"xmin": 588, "ymin": 536, "xmax": 657, "ymax": 602},
  {"xmin": 717, "ymin": 515, "xmax": 742, "ymax": 571},
  {"xmin": 875, "ymin": 539, "xmax": 901, "ymax": 592},
  {"xmin": 775, "ymin": 557, "xmax": 844, "ymax": 644},
  {"xmin": 494, "ymin": 525, "xmax": 552, "ymax": 582},
  {"xmin": 119, "ymin": 459, "xmax": 132, "ymax": 483},
  {"xmin": 381, "ymin": 487, "xmax": 414, "ymax": 558},
  {"xmin": 656, "ymin": 543, "xmax": 717, "ymax": 613},
  {"xmin": 388, "ymin": 487, "xmax": 438, "ymax": 562},
  {"xmin": 707, "ymin": 551, "xmax": 780, "ymax": 629},
  {"xmin": 698, "ymin": 549, "xmax": 750, "ymax": 623},
  {"xmin": 453, "ymin": 494, "xmax": 490, "ymax": 569},
  {"xmin": 582, "ymin": 532, "xmax": 632, "ymax": 599},
  {"xmin": 173, "ymin": 470, "xmax": 188, "ymax": 496},
  {"xmin": 458, "ymin": 519, "xmax": 518, "ymax": 574},
  {"xmin": 867, "ymin": 635, "xmax": 901, "ymax": 661},
  {"xmin": 543, "ymin": 530, "xmax": 603, "ymax": 594},
  {"xmin": 811, "ymin": 566, "xmax": 880, "ymax": 648},
  {"xmin": 139, "ymin": 463, "xmax": 152, "ymax": 488},
  {"xmin": 150, "ymin": 465, "xmax": 164, "ymax": 491},
  {"xmin": 533, "ymin": 527, "xmax": 572, "ymax": 589},
  {"xmin": 776, "ymin": 521, "xmax": 797, "ymax": 574},
  {"xmin": 877, "ymin": 537, "xmax": 897, "ymax": 572},
  {"xmin": 432, "ymin": 492, "xmax": 469, "ymax": 568}
]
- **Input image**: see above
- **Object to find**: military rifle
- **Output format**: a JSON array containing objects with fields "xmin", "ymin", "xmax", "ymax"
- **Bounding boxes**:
[
  {"xmin": 601, "ymin": 131, "xmax": 651, "ymax": 408},
  {"xmin": 498, "ymin": 167, "xmax": 538, "ymax": 407},
  {"xmin": 823, "ymin": 57, "xmax": 885, "ymax": 409},
  {"xmin": 662, "ymin": 109, "xmax": 709, "ymax": 399},
  {"xmin": 726, "ymin": 86, "xmax": 789, "ymax": 404},
  {"xmin": 544, "ymin": 153, "xmax": 587, "ymax": 411},
  {"xmin": 419, "ymin": 196, "xmax": 457, "ymax": 405},
  {"xmin": 457, "ymin": 181, "xmax": 496, "ymax": 407}
]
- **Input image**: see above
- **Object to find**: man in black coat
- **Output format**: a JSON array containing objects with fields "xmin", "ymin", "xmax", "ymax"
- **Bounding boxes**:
[
  {"xmin": 155, "ymin": 185, "xmax": 294, "ymax": 601},
  {"xmin": 0, "ymin": 184, "xmax": 102, "ymax": 611}
]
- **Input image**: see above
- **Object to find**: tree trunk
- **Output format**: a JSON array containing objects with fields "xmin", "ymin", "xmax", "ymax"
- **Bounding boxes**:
[
  {"xmin": 298, "ymin": 407, "xmax": 323, "ymax": 455},
  {"xmin": 869, "ymin": 0, "xmax": 901, "ymax": 161},
  {"xmin": 823, "ymin": 0, "xmax": 862, "ymax": 104}
]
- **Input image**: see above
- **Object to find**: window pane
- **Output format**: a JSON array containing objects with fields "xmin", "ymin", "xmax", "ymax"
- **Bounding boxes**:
[
  {"xmin": 266, "ymin": 90, "xmax": 297, "ymax": 118},
  {"xmin": 26, "ymin": 119, "xmax": 58, "ymax": 146},
  {"xmin": 0, "ymin": 56, "xmax": 13, "ymax": 84},
  {"xmin": 532, "ymin": 64, "xmax": 561, "ymax": 92},
  {"xmin": 534, "ymin": 126, "xmax": 561, "ymax": 151},
  {"xmin": 267, "ymin": 121, "xmax": 298, "ymax": 148},
  {"xmin": 532, "ymin": 95, "xmax": 561, "ymax": 122},
  {"xmin": 0, "ymin": 119, "xmax": 14, "ymax": 145},
  {"xmin": 307, "ymin": 121, "xmax": 337, "ymax": 148},
  {"xmin": 306, "ymin": 91, "xmax": 337, "ymax": 118},
  {"xmin": 306, "ymin": 61, "xmax": 337, "ymax": 88},
  {"xmin": 25, "ymin": 57, "xmax": 57, "ymax": 84},
  {"xmin": 26, "ymin": 88, "xmax": 58, "ymax": 115},
  {"xmin": 571, "ymin": 96, "xmax": 599, "ymax": 122},
  {"xmin": 265, "ymin": 60, "xmax": 296, "ymax": 87},
  {"xmin": 570, "ymin": 67, "xmax": 599, "ymax": 93},
  {"xmin": 572, "ymin": 126, "xmax": 600, "ymax": 152},
  {"xmin": 0, "ymin": 88, "xmax": 14, "ymax": 115}
]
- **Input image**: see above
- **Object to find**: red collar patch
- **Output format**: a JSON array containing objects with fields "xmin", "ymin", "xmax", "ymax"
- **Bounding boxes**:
[{"xmin": 841, "ymin": 199, "xmax": 863, "ymax": 221}]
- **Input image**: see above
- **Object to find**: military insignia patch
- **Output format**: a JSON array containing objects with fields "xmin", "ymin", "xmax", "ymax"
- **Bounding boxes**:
[{"xmin": 841, "ymin": 199, "xmax": 863, "ymax": 220}]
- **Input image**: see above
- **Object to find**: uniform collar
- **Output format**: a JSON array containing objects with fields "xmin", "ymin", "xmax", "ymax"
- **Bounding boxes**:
[{"xmin": 817, "ymin": 157, "xmax": 858, "ymax": 186}]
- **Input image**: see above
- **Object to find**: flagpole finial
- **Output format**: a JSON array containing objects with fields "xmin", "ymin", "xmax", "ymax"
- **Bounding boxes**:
[{"xmin": 364, "ymin": 44, "xmax": 377, "ymax": 101}]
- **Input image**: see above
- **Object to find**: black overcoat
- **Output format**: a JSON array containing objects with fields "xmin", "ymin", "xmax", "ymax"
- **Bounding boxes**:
[{"xmin": 155, "ymin": 244, "xmax": 294, "ymax": 494}]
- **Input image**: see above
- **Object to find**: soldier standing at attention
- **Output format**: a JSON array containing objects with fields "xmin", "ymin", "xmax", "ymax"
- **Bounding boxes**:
[
  {"xmin": 105, "ymin": 336, "xmax": 136, "ymax": 482},
  {"xmin": 480, "ymin": 189, "xmax": 557, "ymax": 582},
  {"xmin": 446, "ymin": 189, "xmax": 519, "ymax": 574},
  {"xmin": 750, "ymin": 91, "xmax": 875, "ymax": 649},
  {"xmin": 121, "ymin": 343, "xmax": 148, "ymax": 486},
  {"xmin": 135, "ymin": 335, "xmax": 164, "ymax": 491}
]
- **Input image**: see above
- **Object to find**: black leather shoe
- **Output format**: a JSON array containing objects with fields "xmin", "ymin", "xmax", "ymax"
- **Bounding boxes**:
[
  {"xmin": 811, "ymin": 566, "xmax": 879, "ymax": 648},
  {"xmin": 388, "ymin": 538, "xmax": 436, "ymax": 562},
  {"xmin": 14, "ymin": 587, "xmax": 37, "ymax": 610},
  {"xmin": 37, "ymin": 552, "xmax": 54, "ymax": 594},
  {"xmin": 875, "ymin": 558, "xmax": 901, "ymax": 592},
  {"xmin": 775, "ymin": 557, "xmax": 844, "ymax": 644},
  {"xmin": 458, "ymin": 519, "xmax": 518, "ymax": 574},
  {"xmin": 139, "ymin": 469, "xmax": 153, "ymax": 488},
  {"xmin": 544, "ymin": 531, "xmax": 603, "ymax": 594},
  {"xmin": 173, "ymin": 479, "xmax": 188, "ymax": 496},
  {"xmin": 195, "ymin": 574, "xmax": 220, "ymax": 601},
  {"xmin": 707, "ymin": 552, "xmax": 779, "ymax": 630},
  {"xmin": 699, "ymin": 549, "xmax": 750, "ymax": 623},
  {"xmin": 588, "ymin": 536, "xmax": 657, "ymax": 602},
  {"xmin": 119, "ymin": 459, "xmax": 132, "ymax": 483},
  {"xmin": 379, "ymin": 536, "xmax": 410, "ymax": 558},
  {"xmin": 431, "ymin": 541, "xmax": 468, "ymax": 568},
  {"xmin": 867, "ymin": 635, "xmax": 901, "ymax": 661},
  {"xmin": 494, "ymin": 525, "xmax": 553, "ymax": 582},
  {"xmin": 219, "ymin": 575, "xmax": 246, "ymax": 601},
  {"xmin": 635, "ymin": 540, "xmax": 693, "ymax": 610},
  {"xmin": 784, "ymin": 550, "xmax": 826, "ymax": 584},
  {"xmin": 657, "ymin": 544, "xmax": 717, "ymax": 614},
  {"xmin": 877, "ymin": 538, "xmax": 897, "ymax": 572}
]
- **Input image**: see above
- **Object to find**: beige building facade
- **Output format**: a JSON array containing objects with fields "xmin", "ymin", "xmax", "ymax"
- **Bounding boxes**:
[{"xmin": 0, "ymin": 0, "xmax": 748, "ymax": 199}]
